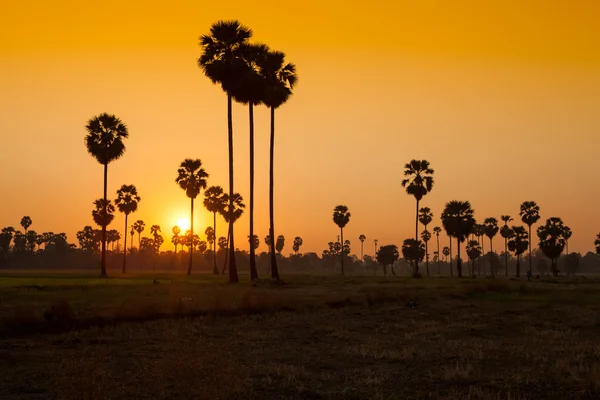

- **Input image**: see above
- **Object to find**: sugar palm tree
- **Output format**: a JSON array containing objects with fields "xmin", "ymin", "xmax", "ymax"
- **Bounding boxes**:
[
  {"xmin": 198, "ymin": 20, "xmax": 253, "ymax": 283},
  {"xmin": 333, "ymin": 205, "xmax": 351, "ymax": 275},
  {"xmin": 508, "ymin": 226, "xmax": 529, "ymax": 277},
  {"xmin": 483, "ymin": 217, "xmax": 499, "ymax": 276},
  {"xmin": 433, "ymin": 227, "xmax": 442, "ymax": 274},
  {"xmin": 537, "ymin": 217, "xmax": 567, "ymax": 276},
  {"xmin": 401, "ymin": 160, "xmax": 434, "ymax": 273},
  {"xmin": 203, "ymin": 186, "xmax": 226, "ymax": 275},
  {"xmin": 563, "ymin": 226, "xmax": 572, "ymax": 254},
  {"xmin": 150, "ymin": 225, "xmax": 161, "ymax": 237},
  {"xmin": 91, "ymin": 199, "xmax": 115, "ymax": 257},
  {"xmin": 500, "ymin": 215, "xmax": 513, "ymax": 276},
  {"xmin": 420, "ymin": 229, "xmax": 432, "ymax": 276},
  {"xmin": 85, "ymin": 113, "xmax": 128, "ymax": 277},
  {"xmin": 133, "ymin": 220, "xmax": 145, "ymax": 247},
  {"xmin": 20, "ymin": 216, "xmax": 32, "ymax": 233},
  {"xmin": 359, "ymin": 234, "xmax": 366, "ymax": 260},
  {"xmin": 219, "ymin": 192, "xmax": 245, "ymax": 279},
  {"xmin": 258, "ymin": 49, "xmax": 297, "ymax": 282},
  {"xmin": 292, "ymin": 237, "xmax": 303, "ymax": 254},
  {"xmin": 594, "ymin": 233, "xmax": 600, "ymax": 256},
  {"xmin": 441, "ymin": 201, "xmax": 475, "ymax": 278},
  {"xmin": 466, "ymin": 240, "xmax": 482, "ymax": 277},
  {"xmin": 520, "ymin": 201, "xmax": 541, "ymax": 274},
  {"xmin": 172, "ymin": 226, "xmax": 181, "ymax": 253},
  {"xmin": 205, "ymin": 227, "xmax": 215, "ymax": 258},
  {"xmin": 418, "ymin": 207, "xmax": 433, "ymax": 275},
  {"xmin": 176, "ymin": 159, "xmax": 209, "ymax": 275},
  {"xmin": 442, "ymin": 246, "xmax": 450, "ymax": 263},
  {"xmin": 115, "ymin": 184, "xmax": 140, "ymax": 273},
  {"xmin": 402, "ymin": 239, "xmax": 425, "ymax": 276}
]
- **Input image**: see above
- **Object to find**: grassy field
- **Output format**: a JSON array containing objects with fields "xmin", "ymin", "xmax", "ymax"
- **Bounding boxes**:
[{"xmin": 1, "ymin": 271, "xmax": 600, "ymax": 399}]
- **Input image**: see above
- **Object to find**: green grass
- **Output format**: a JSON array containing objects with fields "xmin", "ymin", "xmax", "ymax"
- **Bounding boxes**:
[{"xmin": 1, "ymin": 271, "xmax": 600, "ymax": 399}]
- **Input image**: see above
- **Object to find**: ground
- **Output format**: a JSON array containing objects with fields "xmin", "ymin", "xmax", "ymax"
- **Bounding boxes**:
[{"xmin": 1, "ymin": 271, "xmax": 599, "ymax": 399}]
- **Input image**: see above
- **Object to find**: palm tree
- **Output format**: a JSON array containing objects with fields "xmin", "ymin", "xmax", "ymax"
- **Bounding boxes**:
[
  {"xmin": 115, "ymin": 184, "xmax": 140, "ymax": 273},
  {"xmin": 442, "ymin": 246, "xmax": 450, "ymax": 263},
  {"xmin": 129, "ymin": 226, "xmax": 135, "ymax": 253},
  {"xmin": 220, "ymin": 192, "xmax": 245, "ymax": 279},
  {"xmin": 520, "ymin": 201, "xmax": 541, "ymax": 274},
  {"xmin": 483, "ymin": 217, "xmax": 499, "ymax": 276},
  {"xmin": 374, "ymin": 239, "xmax": 378, "ymax": 256},
  {"xmin": 537, "ymin": 217, "xmax": 567, "ymax": 276},
  {"xmin": 275, "ymin": 235, "xmax": 285, "ymax": 255},
  {"xmin": 500, "ymin": 215, "xmax": 513, "ymax": 276},
  {"xmin": 91, "ymin": 199, "xmax": 115, "ymax": 259},
  {"xmin": 199, "ymin": 20, "xmax": 253, "ymax": 284},
  {"xmin": 441, "ymin": 201, "xmax": 475, "ymax": 278},
  {"xmin": 20, "ymin": 216, "xmax": 32, "ymax": 233},
  {"xmin": 292, "ymin": 237, "xmax": 303, "ymax": 254},
  {"xmin": 172, "ymin": 226, "xmax": 181, "ymax": 253},
  {"xmin": 85, "ymin": 113, "xmax": 128, "ymax": 277},
  {"xmin": 203, "ymin": 186, "xmax": 226, "ymax": 275},
  {"xmin": 333, "ymin": 205, "xmax": 351, "ymax": 275},
  {"xmin": 402, "ymin": 239, "xmax": 425, "ymax": 276},
  {"xmin": 248, "ymin": 235, "xmax": 260, "ymax": 253},
  {"xmin": 594, "ymin": 234, "xmax": 600, "ymax": 256},
  {"xmin": 420, "ymin": 230, "xmax": 432, "ymax": 276},
  {"xmin": 258, "ymin": 49, "xmax": 297, "ymax": 282},
  {"xmin": 563, "ymin": 226, "xmax": 572, "ymax": 255},
  {"xmin": 359, "ymin": 234, "xmax": 366, "ymax": 260},
  {"xmin": 150, "ymin": 225, "xmax": 161, "ymax": 238},
  {"xmin": 433, "ymin": 227, "xmax": 442, "ymax": 274},
  {"xmin": 466, "ymin": 240, "xmax": 482, "ymax": 277},
  {"xmin": 175, "ymin": 159, "xmax": 209, "ymax": 276},
  {"xmin": 508, "ymin": 226, "xmax": 529, "ymax": 277},
  {"xmin": 401, "ymin": 160, "xmax": 434, "ymax": 273},
  {"xmin": 205, "ymin": 226, "xmax": 215, "ymax": 258},
  {"xmin": 133, "ymin": 220, "xmax": 145, "ymax": 247},
  {"xmin": 376, "ymin": 245, "xmax": 399, "ymax": 276},
  {"xmin": 418, "ymin": 207, "xmax": 433, "ymax": 275}
]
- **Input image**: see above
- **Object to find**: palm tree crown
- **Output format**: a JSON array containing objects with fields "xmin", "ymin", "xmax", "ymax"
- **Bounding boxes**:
[
  {"xmin": 441, "ymin": 201, "xmax": 475, "ymax": 243},
  {"xmin": 520, "ymin": 202, "xmax": 541, "ymax": 227},
  {"xmin": 203, "ymin": 186, "xmax": 226, "ymax": 214},
  {"xmin": 85, "ymin": 114, "xmax": 128, "ymax": 165},
  {"xmin": 418, "ymin": 207, "xmax": 433, "ymax": 227},
  {"xmin": 333, "ymin": 205, "xmax": 351, "ymax": 229},
  {"xmin": 92, "ymin": 199, "xmax": 115, "ymax": 227},
  {"xmin": 115, "ymin": 185, "xmax": 140, "ymax": 215},
  {"xmin": 220, "ymin": 193, "xmax": 245, "ymax": 223},
  {"xmin": 401, "ymin": 160, "xmax": 434, "ymax": 202},
  {"xmin": 259, "ymin": 50, "xmax": 298, "ymax": 109},
  {"xmin": 176, "ymin": 159, "xmax": 209, "ymax": 200}
]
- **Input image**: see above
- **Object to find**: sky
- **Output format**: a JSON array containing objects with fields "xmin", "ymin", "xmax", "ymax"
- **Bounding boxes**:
[{"xmin": 1, "ymin": 0, "xmax": 599, "ymax": 256}]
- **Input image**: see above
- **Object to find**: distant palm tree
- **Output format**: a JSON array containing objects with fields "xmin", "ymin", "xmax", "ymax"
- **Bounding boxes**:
[
  {"xmin": 374, "ymin": 239, "xmax": 378, "ymax": 256},
  {"xmin": 376, "ymin": 245, "xmax": 399, "ymax": 276},
  {"xmin": 402, "ymin": 160, "xmax": 434, "ymax": 274},
  {"xmin": 115, "ymin": 184, "xmax": 140, "ymax": 273},
  {"xmin": 442, "ymin": 246, "xmax": 450, "ymax": 263},
  {"xmin": 276, "ymin": 235, "xmax": 285, "ymax": 255},
  {"xmin": 176, "ymin": 159, "xmax": 209, "ymax": 276},
  {"xmin": 359, "ymin": 234, "xmax": 366, "ymax": 260},
  {"xmin": 220, "ymin": 192, "xmax": 245, "ymax": 278},
  {"xmin": 203, "ymin": 186, "xmax": 226, "ymax": 275},
  {"xmin": 172, "ymin": 226, "xmax": 181, "ymax": 253},
  {"xmin": 129, "ymin": 226, "xmax": 135, "ymax": 252},
  {"xmin": 563, "ymin": 226, "xmax": 572, "ymax": 255},
  {"xmin": 418, "ymin": 207, "xmax": 433, "ymax": 276},
  {"xmin": 520, "ymin": 201, "xmax": 541, "ymax": 274},
  {"xmin": 20, "ymin": 216, "xmax": 32, "ymax": 233},
  {"xmin": 85, "ymin": 113, "xmax": 128, "ymax": 277},
  {"xmin": 441, "ymin": 201, "xmax": 475, "ymax": 278},
  {"xmin": 420, "ymin": 230, "xmax": 432, "ymax": 276},
  {"xmin": 92, "ymin": 200, "xmax": 115, "ymax": 253},
  {"xmin": 483, "ymin": 217, "xmax": 499, "ymax": 276},
  {"xmin": 466, "ymin": 240, "xmax": 482, "ymax": 277},
  {"xmin": 150, "ymin": 225, "xmax": 161, "ymax": 237},
  {"xmin": 333, "ymin": 205, "xmax": 351, "ymax": 275},
  {"xmin": 537, "ymin": 217, "xmax": 567, "ymax": 276},
  {"xmin": 292, "ymin": 237, "xmax": 303, "ymax": 254},
  {"xmin": 248, "ymin": 234, "xmax": 260, "ymax": 252},
  {"xmin": 205, "ymin": 226, "xmax": 215, "ymax": 255},
  {"xmin": 508, "ymin": 226, "xmax": 529, "ymax": 277},
  {"xmin": 258, "ymin": 49, "xmax": 297, "ymax": 282},
  {"xmin": 401, "ymin": 239, "xmax": 425, "ymax": 276},
  {"xmin": 500, "ymin": 215, "xmax": 513, "ymax": 276},
  {"xmin": 433, "ymin": 227, "xmax": 442, "ymax": 274},
  {"xmin": 594, "ymin": 234, "xmax": 600, "ymax": 256},
  {"xmin": 133, "ymin": 220, "xmax": 144, "ymax": 247}
]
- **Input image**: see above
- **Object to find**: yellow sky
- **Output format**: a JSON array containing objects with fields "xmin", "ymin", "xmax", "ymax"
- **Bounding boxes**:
[{"xmin": 1, "ymin": 1, "xmax": 599, "ymax": 255}]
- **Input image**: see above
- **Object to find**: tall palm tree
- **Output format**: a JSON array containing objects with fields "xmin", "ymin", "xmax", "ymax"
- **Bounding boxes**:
[
  {"xmin": 537, "ymin": 217, "xmax": 567, "ymax": 276},
  {"xmin": 508, "ymin": 226, "xmax": 528, "ymax": 277},
  {"xmin": 115, "ymin": 185, "xmax": 140, "ymax": 273},
  {"xmin": 133, "ymin": 220, "xmax": 145, "ymax": 247},
  {"xmin": 20, "ymin": 216, "xmax": 32, "ymax": 233},
  {"xmin": 175, "ymin": 159, "xmax": 209, "ymax": 276},
  {"xmin": 401, "ymin": 160, "xmax": 434, "ymax": 273},
  {"xmin": 85, "ymin": 113, "xmax": 128, "ymax": 277},
  {"xmin": 520, "ymin": 201, "xmax": 541, "ymax": 274},
  {"xmin": 418, "ymin": 207, "xmax": 433, "ymax": 276},
  {"xmin": 433, "ymin": 227, "xmax": 442, "ymax": 274},
  {"xmin": 333, "ymin": 205, "xmax": 351, "ymax": 275},
  {"xmin": 203, "ymin": 186, "xmax": 226, "ymax": 275},
  {"xmin": 420, "ymin": 230, "xmax": 432, "ymax": 276},
  {"xmin": 359, "ymin": 234, "xmax": 366, "ymax": 260},
  {"xmin": 258, "ymin": 49, "xmax": 297, "ymax": 282},
  {"xmin": 219, "ymin": 192, "xmax": 245, "ymax": 279},
  {"xmin": 483, "ymin": 217, "xmax": 499, "ymax": 276},
  {"xmin": 441, "ymin": 201, "xmax": 475, "ymax": 278},
  {"xmin": 500, "ymin": 215, "xmax": 513, "ymax": 276},
  {"xmin": 563, "ymin": 226, "xmax": 572, "ymax": 255}
]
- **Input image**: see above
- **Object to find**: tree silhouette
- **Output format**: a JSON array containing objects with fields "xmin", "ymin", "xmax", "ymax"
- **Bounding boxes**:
[
  {"xmin": 150, "ymin": 225, "xmax": 161, "ymax": 237},
  {"xmin": 199, "ymin": 20, "xmax": 252, "ymax": 285},
  {"xmin": 442, "ymin": 246, "xmax": 450, "ymax": 263},
  {"xmin": 418, "ymin": 207, "xmax": 433, "ymax": 276},
  {"xmin": 247, "ymin": 235, "xmax": 260, "ymax": 253},
  {"xmin": 133, "ymin": 220, "xmax": 144, "ymax": 247},
  {"xmin": 20, "ymin": 216, "xmax": 32, "ymax": 233},
  {"xmin": 376, "ymin": 244, "xmax": 399, "ymax": 276},
  {"xmin": 500, "ymin": 215, "xmax": 513, "ymax": 276},
  {"xmin": 293, "ymin": 237, "xmax": 303, "ymax": 254},
  {"xmin": 333, "ymin": 205, "xmax": 351, "ymax": 275},
  {"xmin": 358, "ymin": 234, "xmax": 366, "ymax": 260},
  {"xmin": 176, "ymin": 159, "xmax": 209, "ymax": 276},
  {"xmin": 473, "ymin": 224, "xmax": 485, "ymax": 273},
  {"xmin": 508, "ymin": 226, "xmax": 528, "ymax": 277},
  {"xmin": 220, "ymin": 192, "xmax": 245, "ymax": 278},
  {"xmin": 172, "ymin": 226, "xmax": 181, "ymax": 253},
  {"xmin": 203, "ymin": 186, "xmax": 226, "ymax": 275},
  {"xmin": 520, "ymin": 201, "xmax": 541, "ymax": 274},
  {"xmin": 85, "ymin": 113, "xmax": 128, "ymax": 277},
  {"xmin": 218, "ymin": 236, "xmax": 228, "ymax": 252},
  {"xmin": 374, "ymin": 239, "xmax": 378, "ymax": 256},
  {"xmin": 205, "ymin": 226, "xmax": 215, "ymax": 256},
  {"xmin": 25, "ymin": 230, "xmax": 37, "ymax": 252},
  {"xmin": 115, "ymin": 184, "xmax": 140, "ymax": 273},
  {"xmin": 402, "ymin": 160, "xmax": 434, "ymax": 274},
  {"xmin": 563, "ymin": 226, "xmax": 572, "ymax": 255},
  {"xmin": 537, "ymin": 217, "xmax": 567, "ymax": 276},
  {"xmin": 402, "ymin": 239, "xmax": 425, "ymax": 276},
  {"xmin": 420, "ymin": 230, "xmax": 431, "ymax": 277},
  {"xmin": 92, "ymin": 199, "xmax": 115, "ymax": 229},
  {"xmin": 441, "ymin": 201, "xmax": 475, "ymax": 278},
  {"xmin": 276, "ymin": 235, "xmax": 285, "ymax": 255},
  {"xmin": 466, "ymin": 240, "xmax": 482, "ymax": 277},
  {"xmin": 433, "ymin": 227, "xmax": 442, "ymax": 274},
  {"xmin": 483, "ymin": 217, "xmax": 499, "ymax": 276},
  {"xmin": 594, "ymin": 233, "xmax": 600, "ymax": 256}
]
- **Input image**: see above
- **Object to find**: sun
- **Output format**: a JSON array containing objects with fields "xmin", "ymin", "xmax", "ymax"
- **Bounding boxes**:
[{"xmin": 176, "ymin": 217, "xmax": 190, "ymax": 232}]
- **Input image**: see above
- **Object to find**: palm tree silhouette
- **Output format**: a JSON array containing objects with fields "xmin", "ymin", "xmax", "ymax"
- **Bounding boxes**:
[
  {"xmin": 92, "ymin": 199, "xmax": 115, "ymax": 260},
  {"xmin": 402, "ymin": 239, "xmax": 425, "ymax": 276},
  {"xmin": 199, "ymin": 20, "xmax": 252, "ymax": 284},
  {"xmin": 520, "ymin": 201, "xmax": 541, "ymax": 274},
  {"xmin": 401, "ymin": 160, "xmax": 434, "ymax": 274},
  {"xmin": 205, "ymin": 226, "xmax": 215, "ymax": 258},
  {"xmin": 483, "ymin": 217, "xmax": 499, "ymax": 276},
  {"xmin": 508, "ymin": 226, "xmax": 528, "ymax": 277},
  {"xmin": 20, "ymin": 216, "xmax": 32, "ymax": 233},
  {"xmin": 442, "ymin": 246, "xmax": 450, "ymax": 264},
  {"xmin": 418, "ymin": 207, "xmax": 433, "ymax": 276},
  {"xmin": 466, "ymin": 240, "xmax": 482, "ymax": 277},
  {"xmin": 563, "ymin": 226, "xmax": 572, "ymax": 255},
  {"xmin": 133, "ymin": 220, "xmax": 145, "ymax": 247},
  {"xmin": 276, "ymin": 235, "xmax": 285, "ymax": 255},
  {"xmin": 248, "ymin": 235, "xmax": 260, "ymax": 253},
  {"xmin": 433, "ymin": 227, "xmax": 442, "ymax": 274},
  {"xmin": 258, "ymin": 49, "xmax": 297, "ymax": 282},
  {"xmin": 85, "ymin": 113, "xmax": 128, "ymax": 277},
  {"xmin": 129, "ymin": 226, "xmax": 135, "ymax": 253},
  {"xmin": 220, "ymin": 192, "xmax": 245, "ymax": 278},
  {"xmin": 115, "ymin": 184, "xmax": 140, "ymax": 273},
  {"xmin": 203, "ymin": 186, "xmax": 226, "ymax": 275},
  {"xmin": 594, "ymin": 233, "xmax": 600, "ymax": 256},
  {"xmin": 500, "ymin": 215, "xmax": 513, "ymax": 276},
  {"xmin": 441, "ymin": 201, "xmax": 475, "ymax": 278},
  {"xmin": 172, "ymin": 226, "xmax": 181, "ymax": 253},
  {"xmin": 537, "ymin": 217, "xmax": 567, "ymax": 276},
  {"xmin": 150, "ymin": 225, "xmax": 161, "ymax": 237},
  {"xmin": 333, "ymin": 205, "xmax": 351, "ymax": 275},
  {"xmin": 359, "ymin": 234, "xmax": 366, "ymax": 260},
  {"xmin": 175, "ymin": 159, "xmax": 209, "ymax": 276},
  {"xmin": 293, "ymin": 237, "xmax": 303, "ymax": 254},
  {"xmin": 420, "ymin": 230, "xmax": 432, "ymax": 276}
]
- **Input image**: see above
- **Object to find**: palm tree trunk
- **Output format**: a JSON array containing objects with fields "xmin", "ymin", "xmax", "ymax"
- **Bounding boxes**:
[
  {"xmin": 414, "ymin": 199, "xmax": 419, "ymax": 273},
  {"xmin": 504, "ymin": 238, "xmax": 508, "ymax": 276},
  {"xmin": 361, "ymin": 242, "xmax": 364, "ymax": 261},
  {"xmin": 221, "ymin": 222, "xmax": 231, "ymax": 275},
  {"xmin": 449, "ymin": 236, "xmax": 453, "ymax": 277},
  {"xmin": 489, "ymin": 238, "xmax": 494, "ymax": 277},
  {"xmin": 227, "ymin": 94, "xmax": 238, "ymax": 283},
  {"xmin": 528, "ymin": 225, "xmax": 532, "ymax": 274},
  {"xmin": 516, "ymin": 255, "xmax": 521, "ymax": 277},
  {"xmin": 122, "ymin": 214, "xmax": 128, "ymax": 273},
  {"xmin": 425, "ymin": 240, "xmax": 429, "ymax": 277},
  {"xmin": 456, "ymin": 239, "xmax": 462, "ymax": 277},
  {"xmin": 436, "ymin": 235, "xmax": 440, "ymax": 274},
  {"xmin": 269, "ymin": 106, "xmax": 280, "ymax": 281},
  {"xmin": 212, "ymin": 212, "xmax": 218, "ymax": 275},
  {"xmin": 340, "ymin": 228, "xmax": 344, "ymax": 275},
  {"xmin": 480, "ymin": 236, "xmax": 484, "ymax": 275},
  {"xmin": 249, "ymin": 103, "xmax": 258, "ymax": 282},
  {"xmin": 100, "ymin": 163, "xmax": 108, "ymax": 277},
  {"xmin": 187, "ymin": 198, "xmax": 194, "ymax": 275}
]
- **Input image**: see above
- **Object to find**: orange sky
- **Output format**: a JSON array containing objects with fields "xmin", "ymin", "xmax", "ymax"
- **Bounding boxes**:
[{"xmin": 1, "ymin": 0, "xmax": 599, "ymax": 256}]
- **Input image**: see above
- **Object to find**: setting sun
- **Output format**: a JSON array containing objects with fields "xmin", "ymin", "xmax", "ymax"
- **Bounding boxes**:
[{"xmin": 176, "ymin": 217, "xmax": 190, "ymax": 232}]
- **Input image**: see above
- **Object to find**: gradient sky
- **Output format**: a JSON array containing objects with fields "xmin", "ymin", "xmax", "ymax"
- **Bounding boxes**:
[{"xmin": 1, "ymin": 0, "xmax": 599, "ymax": 256}]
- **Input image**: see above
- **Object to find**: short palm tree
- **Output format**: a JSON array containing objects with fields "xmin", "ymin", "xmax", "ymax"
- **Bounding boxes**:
[
  {"xmin": 85, "ymin": 113, "xmax": 128, "ymax": 277},
  {"xmin": 402, "ymin": 160, "xmax": 434, "ymax": 273},
  {"xmin": 563, "ymin": 226, "xmax": 572, "ymax": 254},
  {"xmin": 483, "ymin": 217, "xmax": 499, "ymax": 276},
  {"xmin": 537, "ymin": 217, "xmax": 567, "ymax": 276},
  {"xmin": 466, "ymin": 240, "xmax": 482, "ymax": 277},
  {"xmin": 133, "ymin": 220, "xmax": 145, "ymax": 247},
  {"xmin": 420, "ymin": 229, "xmax": 432, "ymax": 276},
  {"xmin": 359, "ymin": 234, "xmax": 366, "ymax": 260},
  {"xmin": 520, "ymin": 201, "xmax": 541, "ymax": 274},
  {"xmin": 441, "ymin": 201, "xmax": 475, "ymax": 278},
  {"xmin": 115, "ymin": 184, "xmax": 140, "ymax": 273},
  {"xmin": 20, "ymin": 216, "xmax": 32, "ymax": 233},
  {"xmin": 508, "ymin": 226, "xmax": 529, "ymax": 277},
  {"xmin": 433, "ymin": 227, "xmax": 442, "ymax": 274},
  {"xmin": 203, "ymin": 186, "xmax": 227, "ymax": 275},
  {"xmin": 442, "ymin": 246, "xmax": 450, "ymax": 263},
  {"xmin": 500, "ymin": 215, "xmax": 513, "ymax": 276},
  {"xmin": 418, "ymin": 207, "xmax": 433, "ymax": 275},
  {"xmin": 333, "ymin": 205, "xmax": 351, "ymax": 275},
  {"xmin": 293, "ymin": 237, "xmax": 303, "ymax": 254},
  {"xmin": 175, "ymin": 159, "xmax": 209, "ymax": 275}
]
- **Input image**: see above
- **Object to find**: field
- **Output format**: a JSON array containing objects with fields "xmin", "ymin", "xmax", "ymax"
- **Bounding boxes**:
[{"xmin": 1, "ymin": 271, "xmax": 600, "ymax": 399}]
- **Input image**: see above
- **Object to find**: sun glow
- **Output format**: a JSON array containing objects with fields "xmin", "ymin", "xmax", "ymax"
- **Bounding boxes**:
[{"xmin": 176, "ymin": 217, "xmax": 190, "ymax": 232}]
